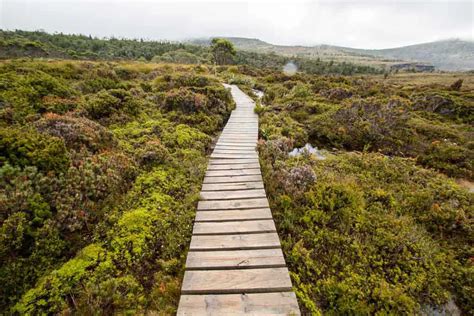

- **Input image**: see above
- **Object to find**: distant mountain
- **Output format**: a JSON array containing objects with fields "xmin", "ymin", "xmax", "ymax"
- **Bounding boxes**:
[
  {"xmin": 190, "ymin": 37, "xmax": 474, "ymax": 71},
  {"xmin": 353, "ymin": 39, "xmax": 474, "ymax": 71}
]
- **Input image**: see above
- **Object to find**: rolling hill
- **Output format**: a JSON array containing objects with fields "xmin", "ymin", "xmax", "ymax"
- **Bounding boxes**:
[{"xmin": 191, "ymin": 37, "xmax": 474, "ymax": 71}]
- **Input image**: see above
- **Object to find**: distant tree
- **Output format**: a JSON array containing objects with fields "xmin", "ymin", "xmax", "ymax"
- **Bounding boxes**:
[{"xmin": 210, "ymin": 38, "xmax": 236, "ymax": 65}]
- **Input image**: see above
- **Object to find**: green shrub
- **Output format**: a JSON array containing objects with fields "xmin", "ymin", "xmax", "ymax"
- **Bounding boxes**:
[
  {"xmin": 35, "ymin": 112, "xmax": 116, "ymax": 153},
  {"xmin": 163, "ymin": 88, "xmax": 209, "ymax": 113},
  {"xmin": 0, "ymin": 127, "xmax": 70, "ymax": 172},
  {"xmin": 0, "ymin": 69, "xmax": 74, "ymax": 122}
]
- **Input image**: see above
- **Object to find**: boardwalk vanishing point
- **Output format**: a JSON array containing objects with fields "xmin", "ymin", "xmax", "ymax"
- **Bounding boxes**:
[{"xmin": 177, "ymin": 85, "xmax": 301, "ymax": 315}]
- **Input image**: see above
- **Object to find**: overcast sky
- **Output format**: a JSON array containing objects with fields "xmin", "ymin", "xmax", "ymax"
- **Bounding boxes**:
[{"xmin": 0, "ymin": 0, "xmax": 472, "ymax": 49}]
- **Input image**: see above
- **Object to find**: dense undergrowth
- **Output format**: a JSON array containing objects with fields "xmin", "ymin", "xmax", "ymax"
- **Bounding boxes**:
[
  {"xmin": 0, "ymin": 59, "xmax": 233, "ymax": 314},
  {"xmin": 224, "ymin": 68, "xmax": 473, "ymax": 314}
]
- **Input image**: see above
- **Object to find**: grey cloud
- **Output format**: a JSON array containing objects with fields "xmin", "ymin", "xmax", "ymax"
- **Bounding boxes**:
[{"xmin": 0, "ymin": 0, "xmax": 472, "ymax": 49}]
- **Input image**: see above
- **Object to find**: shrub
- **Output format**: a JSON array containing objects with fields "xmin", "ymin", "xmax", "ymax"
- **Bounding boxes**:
[
  {"xmin": 0, "ymin": 69, "xmax": 74, "ymax": 121},
  {"xmin": 83, "ymin": 89, "xmax": 142, "ymax": 121},
  {"xmin": 0, "ymin": 127, "xmax": 70, "ymax": 173},
  {"xmin": 35, "ymin": 113, "xmax": 116, "ymax": 153},
  {"xmin": 162, "ymin": 88, "xmax": 209, "ymax": 113}
]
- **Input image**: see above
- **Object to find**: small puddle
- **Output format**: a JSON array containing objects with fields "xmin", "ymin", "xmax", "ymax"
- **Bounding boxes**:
[{"xmin": 289, "ymin": 143, "xmax": 326, "ymax": 160}]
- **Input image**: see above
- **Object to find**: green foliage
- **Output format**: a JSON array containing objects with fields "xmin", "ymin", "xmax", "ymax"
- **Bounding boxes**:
[
  {"xmin": 211, "ymin": 38, "xmax": 236, "ymax": 65},
  {"xmin": 0, "ymin": 127, "xmax": 70, "ymax": 172},
  {"xmin": 35, "ymin": 113, "xmax": 116, "ymax": 153},
  {"xmin": 83, "ymin": 88, "xmax": 142, "ymax": 122},
  {"xmin": 0, "ymin": 68, "xmax": 75, "ymax": 122}
]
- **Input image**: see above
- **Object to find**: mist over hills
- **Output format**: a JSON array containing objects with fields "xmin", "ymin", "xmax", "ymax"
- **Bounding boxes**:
[{"xmin": 191, "ymin": 37, "xmax": 474, "ymax": 71}]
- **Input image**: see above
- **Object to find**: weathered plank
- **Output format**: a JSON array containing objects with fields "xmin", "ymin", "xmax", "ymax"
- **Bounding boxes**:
[
  {"xmin": 214, "ymin": 148, "xmax": 255, "ymax": 155},
  {"xmin": 211, "ymin": 153, "xmax": 258, "ymax": 159},
  {"xmin": 205, "ymin": 169, "xmax": 261, "ymax": 177},
  {"xmin": 218, "ymin": 138, "xmax": 257, "ymax": 142},
  {"xmin": 209, "ymin": 158, "xmax": 259, "ymax": 165},
  {"xmin": 190, "ymin": 233, "xmax": 281, "ymax": 250},
  {"xmin": 219, "ymin": 133, "xmax": 256, "ymax": 136},
  {"xmin": 195, "ymin": 208, "xmax": 272, "ymax": 222},
  {"xmin": 203, "ymin": 175, "xmax": 262, "ymax": 184},
  {"xmin": 220, "ymin": 132, "xmax": 257, "ymax": 136},
  {"xmin": 200, "ymin": 188, "xmax": 266, "ymax": 200},
  {"xmin": 198, "ymin": 198, "xmax": 269, "ymax": 210},
  {"xmin": 201, "ymin": 182, "xmax": 264, "ymax": 191},
  {"xmin": 177, "ymin": 292, "xmax": 300, "ymax": 316},
  {"xmin": 193, "ymin": 220, "xmax": 276, "ymax": 235},
  {"xmin": 224, "ymin": 126, "xmax": 257, "ymax": 128},
  {"xmin": 207, "ymin": 163, "xmax": 260, "ymax": 170},
  {"xmin": 181, "ymin": 268, "xmax": 293, "ymax": 294},
  {"xmin": 186, "ymin": 248, "xmax": 285, "ymax": 270},
  {"xmin": 215, "ymin": 144, "xmax": 257, "ymax": 148},
  {"xmin": 214, "ymin": 146, "xmax": 257, "ymax": 151}
]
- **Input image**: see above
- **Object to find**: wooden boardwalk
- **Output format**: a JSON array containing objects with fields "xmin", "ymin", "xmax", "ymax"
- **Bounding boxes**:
[{"xmin": 177, "ymin": 85, "xmax": 300, "ymax": 315}]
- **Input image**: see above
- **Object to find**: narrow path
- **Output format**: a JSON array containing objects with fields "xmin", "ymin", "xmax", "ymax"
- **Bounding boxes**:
[{"xmin": 177, "ymin": 85, "xmax": 300, "ymax": 315}]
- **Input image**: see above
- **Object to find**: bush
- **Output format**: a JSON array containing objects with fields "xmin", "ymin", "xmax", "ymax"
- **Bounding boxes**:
[
  {"xmin": 83, "ymin": 89, "xmax": 142, "ymax": 121},
  {"xmin": 35, "ymin": 113, "xmax": 116, "ymax": 153},
  {"xmin": 163, "ymin": 88, "xmax": 209, "ymax": 113},
  {"xmin": 0, "ymin": 127, "xmax": 70, "ymax": 173},
  {"xmin": 0, "ymin": 69, "xmax": 74, "ymax": 122}
]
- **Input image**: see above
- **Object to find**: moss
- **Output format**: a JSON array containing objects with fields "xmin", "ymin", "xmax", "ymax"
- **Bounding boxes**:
[{"xmin": 14, "ymin": 244, "xmax": 103, "ymax": 314}]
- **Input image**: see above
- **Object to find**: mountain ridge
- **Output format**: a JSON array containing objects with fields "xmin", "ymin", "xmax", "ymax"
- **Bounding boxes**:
[{"xmin": 190, "ymin": 37, "xmax": 474, "ymax": 71}]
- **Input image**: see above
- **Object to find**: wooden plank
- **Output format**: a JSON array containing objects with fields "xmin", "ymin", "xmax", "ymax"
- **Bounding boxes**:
[
  {"xmin": 223, "ymin": 125, "xmax": 256, "ymax": 127},
  {"xmin": 177, "ymin": 292, "xmax": 300, "ymax": 316},
  {"xmin": 201, "ymin": 182, "xmax": 264, "ymax": 191},
  {"xmin": 193, "ymin": 220, "xmax": 276, "ymax": 235},
  {"xmin": 207, "ymin": 163, "xmax": 260, "ymax": 170},
  {"xmin": 198, "ymin": 198, "xmax": 269, "ymax": 210},
  {"xmin": 203, "ymin": 175, "xmax": 262, "ymax": 184},
  {"xmin": 209, "ymin": 158, "xmax": 259, "ymax": 165},
  {"xmin": 216, "ymin": 142, "xmax": 257, "ymax": 146},
  {"xmin": 226, "ymin": 122, "xmax": 258, "ymax": 125},
  {"xmin": 219, "ymin": 135, "xmax": 256, "ymax": 138},
  {"xmin": 215, "ymin": 143, "xmax": 257, "ymax": 147},
  {"xmin": 214, "ymin": 145, "xmax": 257, "ymax": 150},
  {"xmin": 190, "ymin": 233, "xmax": 281, "ymax": 250},
  {"xmin": 186, "ymin": 248, "xmax": 285, "ymax": 269},
  {"xmin": 200, "ymin": 189, "xmax": 266, "ymax": 200},
  {"xmin": 211, "ymin": 153, "xmax": 258, "ymax": 159},
  {"xmin": 218, "ymin": 137, "xmax": 257, "ymax": 141},
  {"xmin": 226, "ymin": 121, "xmax": 257, "ymax": 123},
  {"xmin": 195, "ymin": 208, "xmax": 272, "ymax": 222},
  {"xmin": 221, "ymin": 133, "xmax": 257, "ymax": 135},
  {"xmin": 205, "ymin": 169, "xmax": 261, "ymax": 177},
  {"xmin": 181, "ymin": 268, "xmax": 293, "ymax": 294},
  {"xmin": 212, "ymin": 149, "xmax": 257, "ymax": 155}
]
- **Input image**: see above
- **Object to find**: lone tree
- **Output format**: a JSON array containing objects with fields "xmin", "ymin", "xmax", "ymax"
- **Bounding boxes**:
[{"xmin": 210, "ymin": 38, "xmax": 236, "ymax": 65}]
